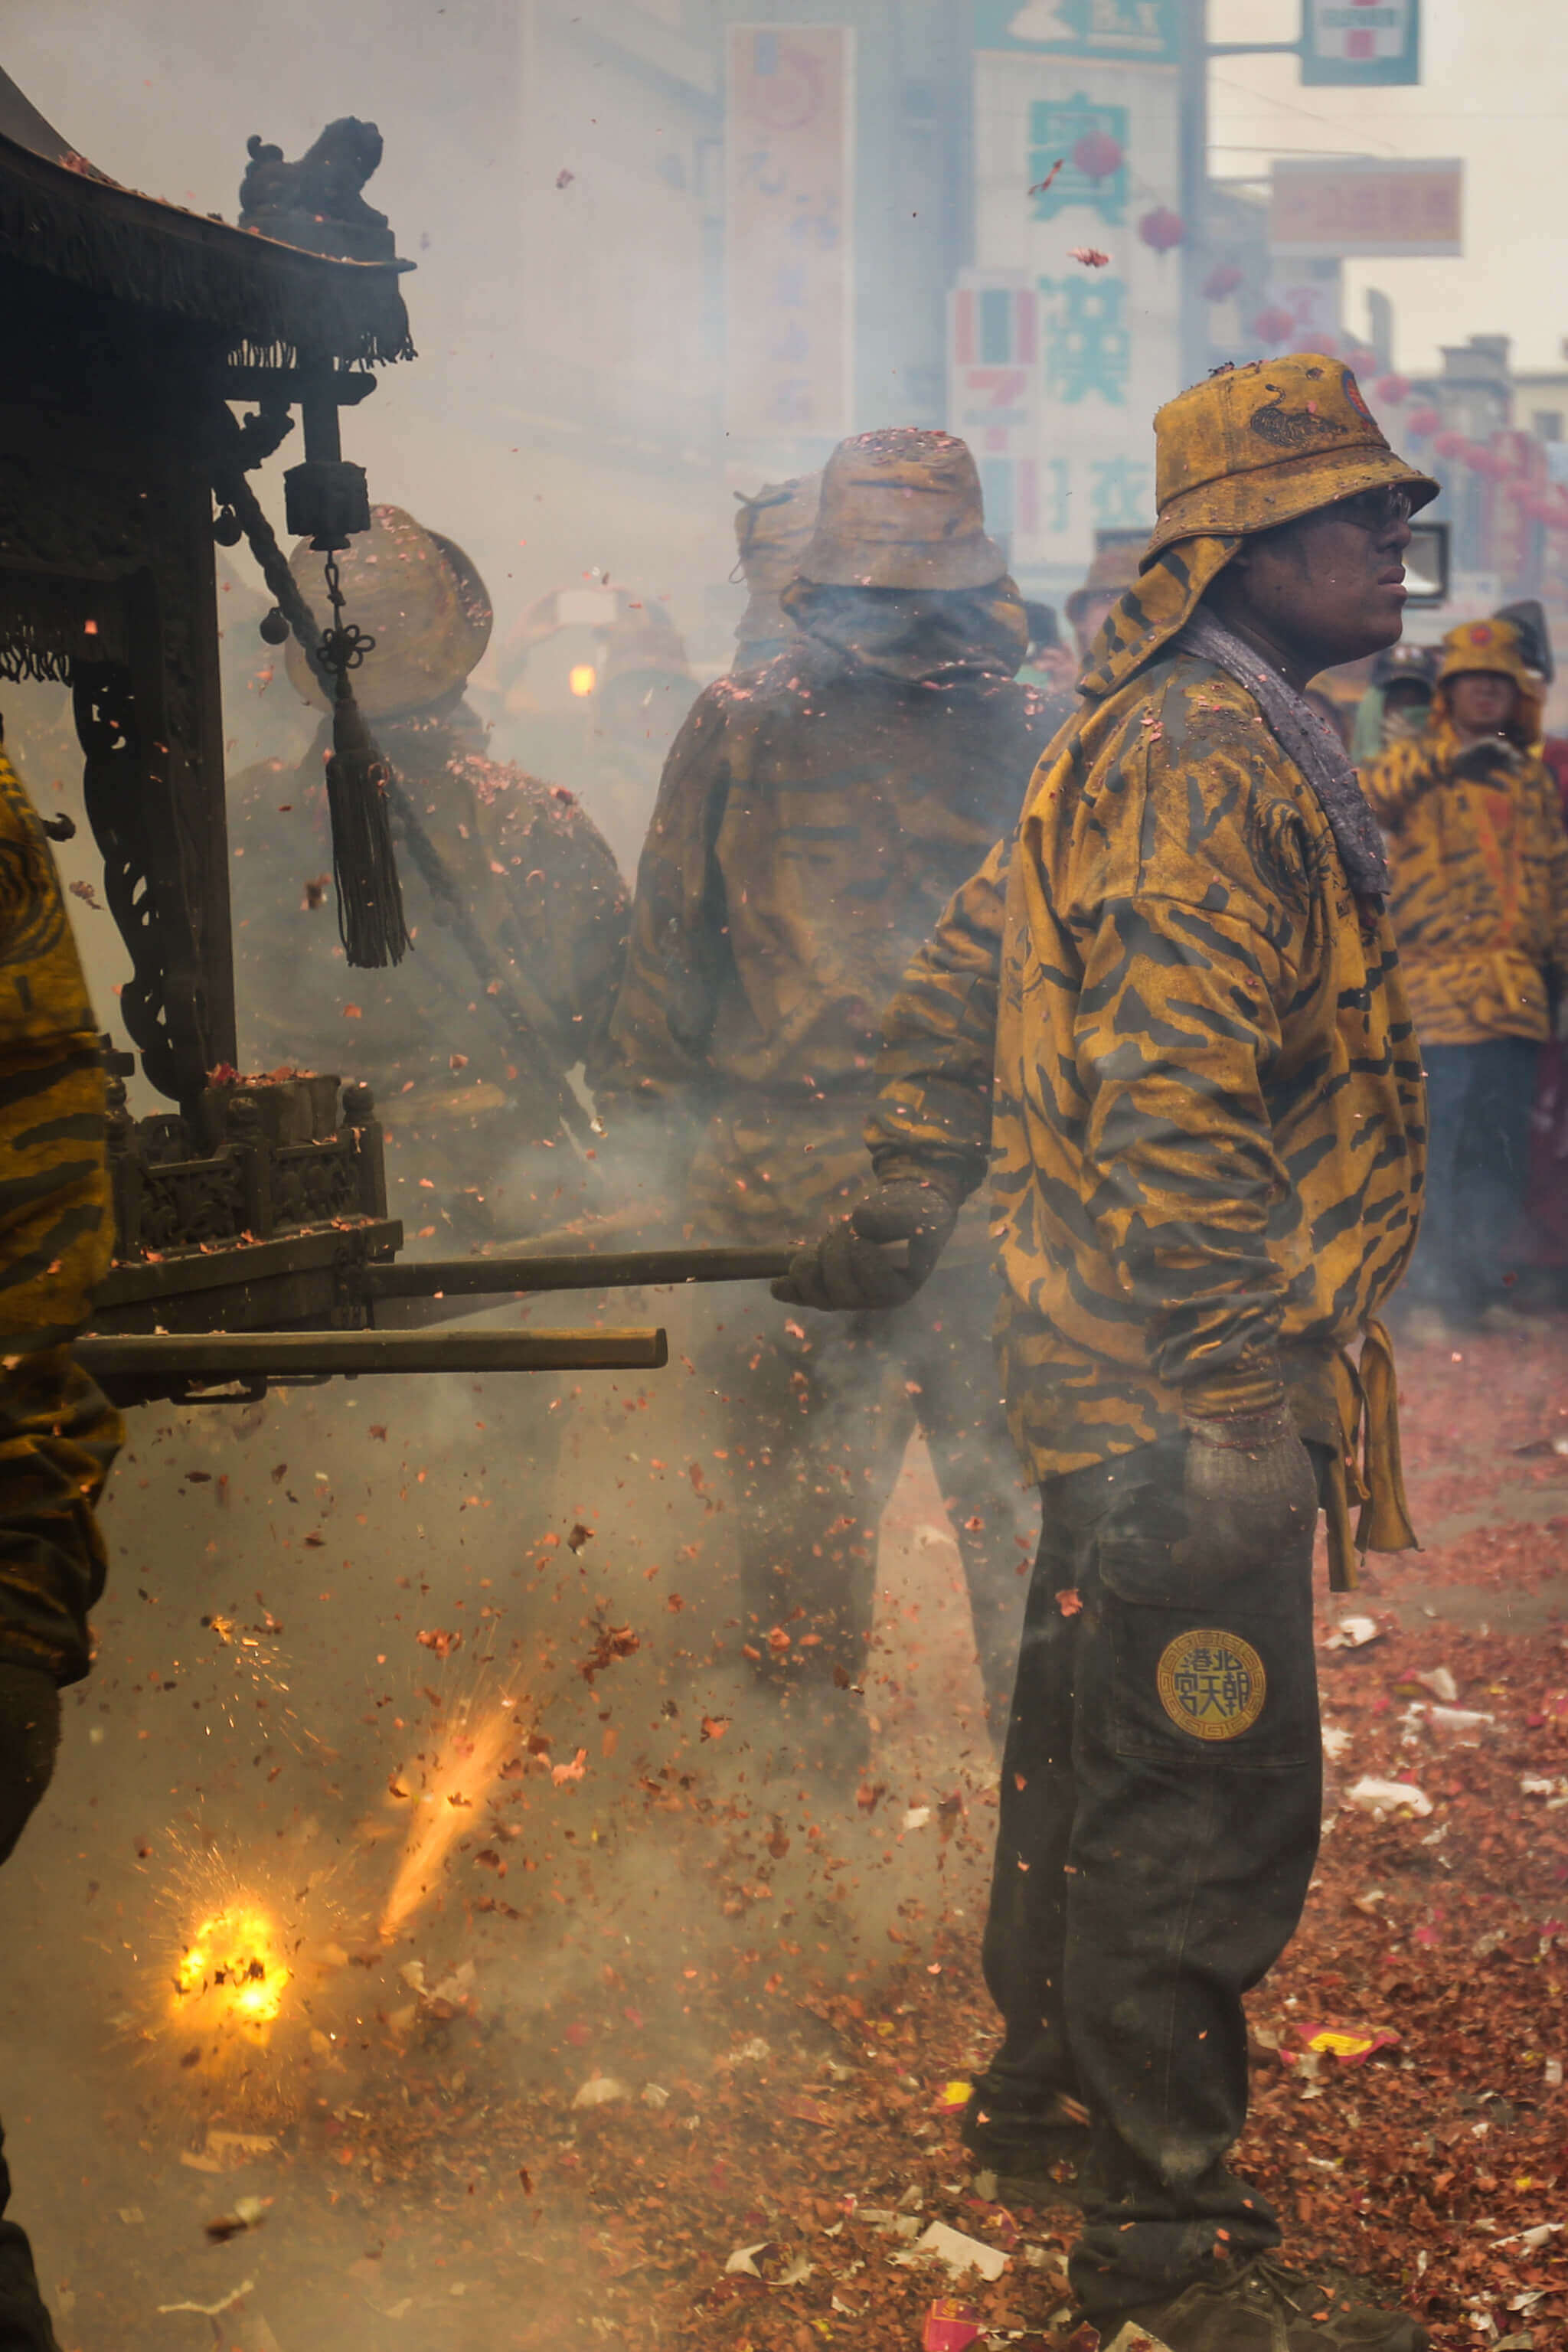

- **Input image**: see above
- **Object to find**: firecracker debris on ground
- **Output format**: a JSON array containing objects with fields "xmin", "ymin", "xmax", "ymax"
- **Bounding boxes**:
[{"xmin": 27, "ymin": 1325, "xmax": 1568, "ymax": 2350}]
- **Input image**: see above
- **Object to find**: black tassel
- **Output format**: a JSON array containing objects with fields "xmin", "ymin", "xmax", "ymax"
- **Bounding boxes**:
[{"xmin": 325, "ymin": 670, "xmax": 408, "ymax": 967}]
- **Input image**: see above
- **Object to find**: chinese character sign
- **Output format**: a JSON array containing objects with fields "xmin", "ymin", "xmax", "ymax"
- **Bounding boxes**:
[
  {"xmin": 1269, "ymin": 158, "xmax": 1461, "ymax": 259},
  {"xmin": 1038, "ymin": 276, "xmax": 1131, "ymax": 405},
  {"xmin": 1029, "ymin": 96, "xmax": 1129, "ymax": 226},
  {"xmin": 726, "ymin": 27, "xmax": 854, "ymax": 443},
  {"xmin": 950, "ymin": 285, "xmax": 1042, "ymax": 544},
  {"xmin": 1301, "ymin": 0, "xmax": 1420, "ymax": 87},
  {"xmin": 974, "ymin": 0, "xmax": 1180, "ymax": 64},
  {"xmin": 964, "ymin": 47, "xmax": 1179, "ymax": 580}
]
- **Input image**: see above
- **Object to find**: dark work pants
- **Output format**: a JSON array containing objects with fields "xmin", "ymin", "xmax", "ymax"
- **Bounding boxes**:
[
  {"xmin": 978, "ymin": 1436, "xmax": 1324, "ymax": 2318},
  {"xmin": 0, "ymin": 2133, "xmax": 54, "ymax": 2352},
  {"xmin": 1409, "ymin": 1038, "xmax": 1540, "ymax": 1317},
  {"xmin": 712, "ymin": 1269, "xmax": 1035, "ymax": 1738}
]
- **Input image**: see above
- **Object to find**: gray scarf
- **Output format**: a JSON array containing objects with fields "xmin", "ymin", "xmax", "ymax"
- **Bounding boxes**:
[{"xmin": 1178, "ymin": 607, "xmax": 1390, "ymax": 903}]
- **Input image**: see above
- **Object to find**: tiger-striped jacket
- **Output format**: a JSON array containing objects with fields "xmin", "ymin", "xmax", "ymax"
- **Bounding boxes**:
[
  {"xmin": 0, "ymin": 749, "xmax": 121, "ymax": 1683},
  {"xmin": 870, "ymin": 651, "xmax": 1426, "ymax": 1479},
  {"xmin": 1361, "ymin": 720, "xmax": 1568, "ymax": 1045},
  {"xmin": 594, "ymin": 598, "xmax": 1067, "ymax": 1242}
]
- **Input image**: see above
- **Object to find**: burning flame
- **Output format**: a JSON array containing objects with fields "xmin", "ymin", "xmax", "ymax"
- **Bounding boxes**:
[
  {"xmin": 568, "ymin": 662, "xmax": 597, "ymax": 697},
  {"xmin": 175, "ymin": 1905, "xmax": 289, "ymax": 2028},
  {"xmin": 379, "ymin": 1704, "xmax": 519, "ymax": 1942}
]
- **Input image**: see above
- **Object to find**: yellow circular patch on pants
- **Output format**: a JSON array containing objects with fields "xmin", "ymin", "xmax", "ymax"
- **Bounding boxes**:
[{"xmin": 1156, "ymin": 1628, "xmax": 1267, "ymax": 1740}]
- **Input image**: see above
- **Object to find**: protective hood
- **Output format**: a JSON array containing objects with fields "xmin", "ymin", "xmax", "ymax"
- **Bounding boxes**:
[
  {"xmin": 780, "ymin": 577, "xmax": 1028, "ymax": 685},
  {"xmin": 1076, "ymin": 535, "xmax": 1242, "ymax": 702}
]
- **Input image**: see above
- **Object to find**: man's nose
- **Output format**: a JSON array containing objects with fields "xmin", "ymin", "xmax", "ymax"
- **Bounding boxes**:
[{"xmin": 1383, "ymin": 514, "xmax": 1413, "ymax": 555}]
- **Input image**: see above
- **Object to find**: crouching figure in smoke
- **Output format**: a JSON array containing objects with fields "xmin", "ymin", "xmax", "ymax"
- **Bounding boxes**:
[
  {"xmin": 593, "ymin": 431, "xmax": 1065, "ymax": 1769},
  {"xmin": 777, "ymin": 358, "xmax": 1438, "ymax": 2351},
  {"xmin": 0, "ymin": 737, "xmax": 121, "ymax": 2350}
]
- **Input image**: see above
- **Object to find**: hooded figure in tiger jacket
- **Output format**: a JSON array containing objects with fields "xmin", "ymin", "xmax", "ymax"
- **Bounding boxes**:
[
  {"xmin": 594, "ymin": 431, "xmax": 1070, "ymax": 1759},
  {"xmin": 777, "ymin": 359, "xmax": 1436, "ymax": 2352}
]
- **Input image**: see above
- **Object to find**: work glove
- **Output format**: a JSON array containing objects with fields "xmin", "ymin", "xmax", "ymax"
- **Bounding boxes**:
[
  {"xmin": 1178, "ymin": 1400, "xmax": 1318, "ymax": 1579},
  {"xmin": 0, "ymin": 1662, "xmax": 59, "ymax": 1869},
  {"xmin": 1449, "ymin": 737, "xmax": 1518, "ymax": 784},
  {"xmin": 771, "ymin": 1178, "xmax": 960, "ymax": 1312}
]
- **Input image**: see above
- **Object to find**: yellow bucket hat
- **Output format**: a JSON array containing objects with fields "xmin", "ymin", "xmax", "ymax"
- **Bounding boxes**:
[
  {"xmin": 1146, "ymin": 354, "xmax": 1438, "ymax": 559},
  {"xmin": 285, "ymin": 505, "xmax": 493, "ymax": 720},
  {"xmin": 1436, "ymin": 616, "xmax": 1531, "ymax": 689},
  {"xmin": 798, "ymin": 428, "xmax": 1006, "ymax": 591},
  {"xmin": 1079, "ymin": 354, "xmax": 1437, "ymax": 703},
  {"xmin": 1435, "ymin": 615, "xmax": 1541, "ymax": 744},
  {"xmin": 733, "ymin": 475, "xmax": 821, "ymax": 655},
  {"xmin": 734, "ymin": 475, "xmax": 822, "ymax": 592}
]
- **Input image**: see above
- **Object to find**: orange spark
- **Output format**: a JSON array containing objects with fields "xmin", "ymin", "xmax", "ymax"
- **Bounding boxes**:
[{"xmin": 379, "ymin": 1704, "xmax": 521, "ymax": 1940}]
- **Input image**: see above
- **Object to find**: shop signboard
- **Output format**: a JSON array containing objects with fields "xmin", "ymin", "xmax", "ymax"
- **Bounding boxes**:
[
  {"xmin": 1269, "ymin": 157, "xmax": 1461, "ymax": 259},
  {"xmin": 962, "ymin": 36, "xmax": 1179, "ymax": 582},
  {"xmin": 725, "ymin": 26, "xmax": 854, "ymax": 443},
  {"xmin": 1301, "ymin": 0, "xmax": 1420, "ymax": 87},
  {"xmin": 972, "ymin": 0, "xmax": 1180, "ymax": 63}
]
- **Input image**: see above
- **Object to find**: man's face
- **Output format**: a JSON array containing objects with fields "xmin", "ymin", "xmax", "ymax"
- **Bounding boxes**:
[
  {"xmin": 1447, "ymin": 671, "xmax": 1517, "ymax": 737},
  {"xmin": 1383, "ymin": 678, "xmax": 1430, "ymax": 718},
  {"xmin": 1232, "ymin": 485, "xmax": 1413, "ymax": 671}
]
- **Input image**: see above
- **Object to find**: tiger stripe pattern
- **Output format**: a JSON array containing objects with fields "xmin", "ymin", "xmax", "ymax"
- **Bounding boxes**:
[
  {"xmin": 870, "ymin": 652, "xmax": 1427, "ymax": 1481},
  {"xmin": 0, "ymin": 746, "xmax": 121, "ymax": 1683},
  {"xmin": 1362, "ymin": 717, "xmax": 1568, "ymax": 1046}
]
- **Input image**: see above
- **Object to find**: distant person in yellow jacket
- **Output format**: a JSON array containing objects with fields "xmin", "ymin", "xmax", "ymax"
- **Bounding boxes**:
[{"xmin": 1364, "ymin": 615, "xmax": 1568, "ymax": 1336}]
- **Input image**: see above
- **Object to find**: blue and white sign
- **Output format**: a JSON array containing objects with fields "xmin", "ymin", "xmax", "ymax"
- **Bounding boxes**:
[
  {"xmin": 974, "ymin": 0, "xmax": 1181, "ymax": 65},
  {"xmin": 962, "ymin": 43, "xmax": 1178, "ymax": 586},
  {"xmin": 1301, "ymin": 0, "xmax": 1420, "ymax": 87}
]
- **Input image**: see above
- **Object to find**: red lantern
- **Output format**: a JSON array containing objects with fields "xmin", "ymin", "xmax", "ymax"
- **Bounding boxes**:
[
  {"xmin": 1071, "ymin": 129, "xmax": 1124, "ymax": 182},
  {"xmin": 1138, "ymin": 205, "xmax": 1184, "ymax": 254},
  {"xmin": 1250, "ymin": 306, "xmax": 1296, "ymax": 346},
  {"xmin": 1431, "ymin": 430, "xmax": 1468, "ymax": 461},
  {"xmin": 1375, "ymin": 373, "xmax": 1410, "ymax": 403},
  {"xmin": 1404, "ymin": 405, "xmax": 1441, "ymax": 438},
  {"xmin": 1202, "ymin": 262, "xmax": 1243, "ymax": 302}
]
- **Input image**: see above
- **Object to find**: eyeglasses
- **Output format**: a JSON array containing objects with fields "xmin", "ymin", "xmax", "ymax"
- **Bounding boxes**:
[{"xmin": 1332, "ymin": 485, "xmax": 1416, "ymax": 533}]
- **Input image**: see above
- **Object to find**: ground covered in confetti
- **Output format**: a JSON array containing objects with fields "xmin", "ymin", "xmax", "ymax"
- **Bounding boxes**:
[{"xmin": 8, "ymin": 1316, "xmax": 1568, "ymax": 2351}]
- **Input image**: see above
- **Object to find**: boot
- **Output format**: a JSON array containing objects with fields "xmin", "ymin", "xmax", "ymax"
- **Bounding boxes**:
[
  {"xmin": 1102, "ymin": 2255, "xmax": 1429, "ymax": 2352},
  {"xmin": 960, "ymin": 2079, "xmax": 1091, "ymax": 2210}
]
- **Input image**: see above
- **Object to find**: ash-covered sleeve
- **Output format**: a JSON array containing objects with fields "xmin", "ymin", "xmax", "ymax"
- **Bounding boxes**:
[
  {"xmin": 591, "ymin": 681, "xmax": 736, "ymax": 1108},
  {"xmin": 1360, "ymin": 734, "xmax": 1441, "ymax": 832},
  {"xmin": 865, "ymin": 834, "xmax": 1011, "ymax": 1199}
]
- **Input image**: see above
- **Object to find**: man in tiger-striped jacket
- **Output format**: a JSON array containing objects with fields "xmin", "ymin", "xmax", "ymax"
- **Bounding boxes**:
[
  {"xmin": 594, "ymin": 430, "xmax": 1070, "ymax": 1759},
  {"xmin": 1362, "ymin": 614, "xmax": 1568, "ymax": 1333},
  {"xmin": 0, "ymin": 733, "xmax": 121, "ymax": 2350},
  {"xmin": 778, "ymin": 358, "xmax": 1435, "ymax": 2352}
]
